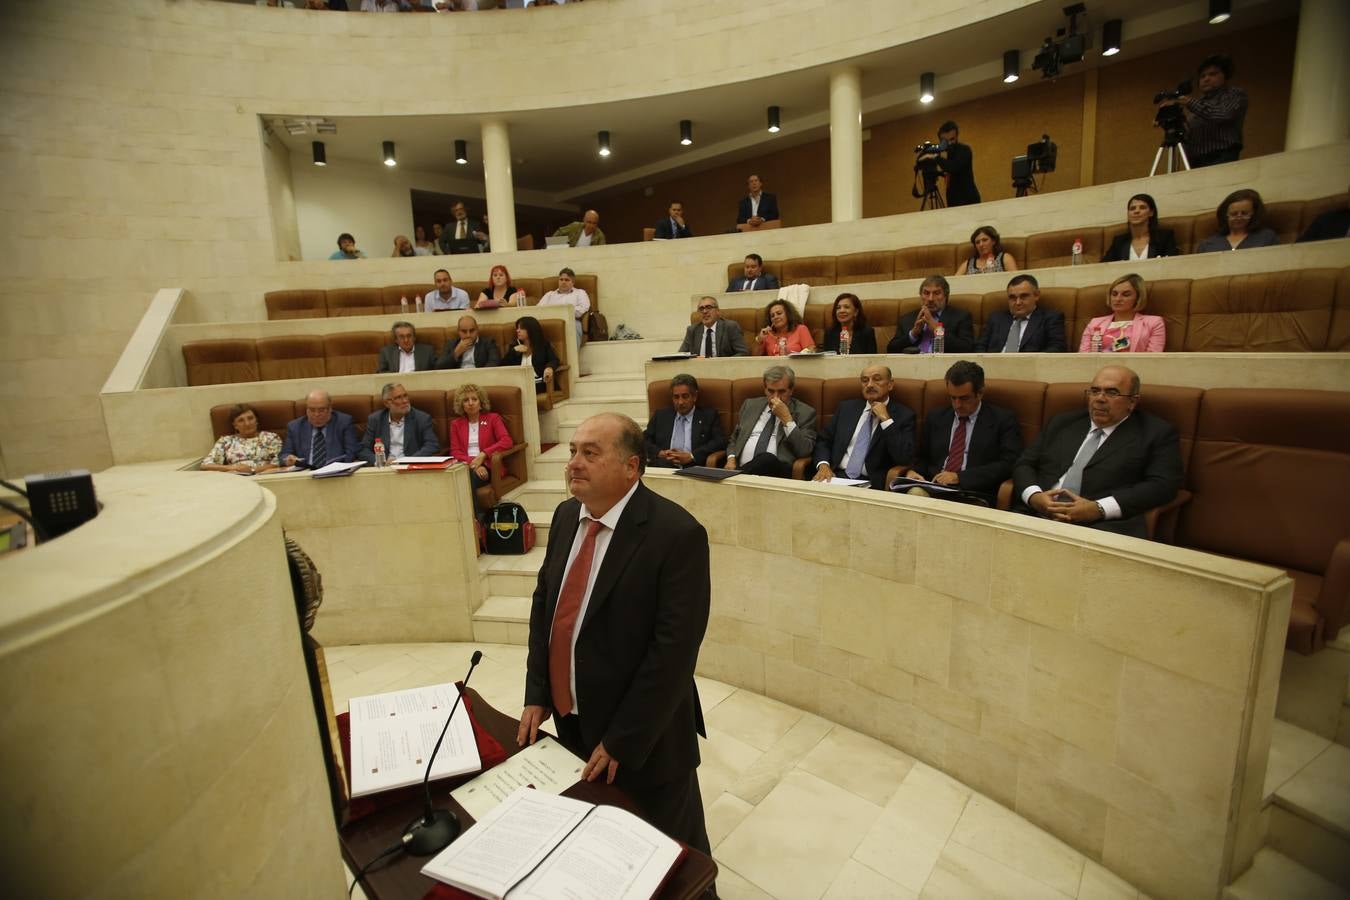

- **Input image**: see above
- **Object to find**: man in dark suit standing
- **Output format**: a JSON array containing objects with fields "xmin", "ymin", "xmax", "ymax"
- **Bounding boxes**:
[
  {"xmin": 1013, "ymin": 365, "xmax": 1183, "ymax": 539},
  {"xmin": 887, "ymin": 275, "xmax": 975, "ymax": 353},
  {"xmin": 726, "ymin": 253, "xmax": 780, "ymax": 293},
  {"xmin": 811, "ymin": 364, "xmax": 915, "ymax": 489},
  {"xmin": 439, "ymin": 200, "xmax": 489, "ymax": 254},
  {"xmin": 653, "ymin": 202, "xmax": 693, "ymax": 239},
  {"xmin": 934, "ymin": 121, "xmax": 980, "ymax": 207},
  {"xmin": 436, "ymin": 316, "xmax": 501, "ymax": 370},
  {"xmin": 976, "ymin": 274, "xmax": 1068, "ymax": 353},
  {"xmin": 724, "ymin": 365, "xmax": 817, "ymax": 477},
  {"xmin": 736, "ymin": 174, "xmax": 780, "ymax": 231},
  {"xmin": 280, "ymin": 389, "xmax": 359, "ymax": 468},
  {"xmin": 356, "ymin": 383, "xmax": 440, "ymax": 465},
  {"xmin": 377, "ymin": 321, "xmax": 437, "ymax": 373},
  {"xmin": 643, "ymin": 374, "xmax": 726, "ymax": 468},
  {"xmin": 678, "ymin": 296, "xmax": 750, "ymax": 357},
  {"xmin": 518, "ymin": 413, "xmax": 712, "ymax": 856},
  {"xmin": 908, "ymin": 360, "xmax": 1022, "ymax": 506}
]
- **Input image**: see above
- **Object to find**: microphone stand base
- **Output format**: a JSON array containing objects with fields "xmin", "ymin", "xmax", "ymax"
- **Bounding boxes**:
[{"xmin": 402, "ymin": 808, "xmax": 461, "ymax": 856}]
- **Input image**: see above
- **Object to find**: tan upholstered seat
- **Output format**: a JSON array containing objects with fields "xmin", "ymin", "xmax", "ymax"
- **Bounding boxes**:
[
  {"xmin": 1185, "ymin": 270, "xmax": 1337, "ymax": 352},
  {"xmin": 256, "ymin": 335, "xmax": 325, "ymax": 381},
  {"xmin": 322, "ymin": 332, "xmax": 385, "ymax": 376},
  {"xmin": 894, "ymin": 244, "xmax": 958, "ymax": 279},
  {"xmin": 265, "ymin": 290, "xmax": 327, "ymax": 320},
  {"xmin": 183, "ymin": 340, "xmax": 260, "ymax": 386},
  {"xmin": 835, "ymin": 251, "xmax": 895, "ymax": 284},
  {"xmin": 780, "ymin": 256, "xmax": 836, "ymax": 287},
  {"xmin": 381, "ymin": 283, "xmax": 436, "ymax": 314},
  {"xmin": 326, "ymin": 288, "xmax": 384, "ymax": 317},
  {"xmin": 1024, "ymin": 228, "xmax": 1104, "ymax": 269}
]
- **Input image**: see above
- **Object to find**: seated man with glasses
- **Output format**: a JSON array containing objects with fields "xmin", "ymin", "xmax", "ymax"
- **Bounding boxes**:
[
  {"xmin": 1012, "ymin": 365, "xmax": 1182, "ymax": 539},
  {"xmin": 678, "ymin": 296, "xmax": 750, "ymax": 358}
]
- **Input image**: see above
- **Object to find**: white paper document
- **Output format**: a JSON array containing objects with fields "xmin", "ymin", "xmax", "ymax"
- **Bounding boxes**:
[
  {"xmin": 451, "ymin": 736, "xmax": 584, "ymax": 821},
  {"xmin": 820, "ymin": 477, "xmax": 870, "ymax": 487},
  {"xmin": 396, "ymin": 455, "xmax": 453, "ymax": 464},
  {"xmin": 347, "ymin": 682, "xmax": 482, "ymax": 798},
  {"xmin": 310, "ymin": 460, "xmax": 367, "ymax": 478}
]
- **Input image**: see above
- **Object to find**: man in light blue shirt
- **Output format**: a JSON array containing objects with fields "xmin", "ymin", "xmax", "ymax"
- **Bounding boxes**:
[
  {"xmin": 328, "ymin": 232, "xmax": 366, "ymax": 260},
  {"xmin": 425, "ymin": 269, "xmax": 470, "ymax": 312}
]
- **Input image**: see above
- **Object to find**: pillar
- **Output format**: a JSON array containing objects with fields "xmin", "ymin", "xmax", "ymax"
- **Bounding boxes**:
[
  {"xmin": 829, "ymin": 66, "xmax": 864, "ymax": 223},
  {"xmin": 480, "ymin": 119, "xmax": 518, "ymax": 252},
  {"xmin": 1285, "ymin": 0, "xmax": 1350, "ymax": 151}
]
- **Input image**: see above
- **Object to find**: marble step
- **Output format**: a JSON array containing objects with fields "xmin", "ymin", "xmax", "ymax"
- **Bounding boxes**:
[
  {"xmin": 1223, "ymin": 848, "xmax": 1350, "ymax": 900},
  {"xmin": 1267, "ymin": 734, "xmax": 1350, "ymax": 886},
  {"xmin": 470, "ymin": 595, "xmax": 530, "ymax": 645},
  {"xmin": 568, "ymin": 372, "xmax": 647, "ymax": 401},
  {"xmin": 579, "ymin": 337, "xmax": 682, "ymax": 375}
]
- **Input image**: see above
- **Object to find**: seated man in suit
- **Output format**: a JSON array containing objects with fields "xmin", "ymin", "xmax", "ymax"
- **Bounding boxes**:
[
  {"xmin": 424, "ymin": 268, "xmax": 470, "ymax": 312},
  {"xmin": 377, "ymin": 321, "xmax": 437, "ymax": 373},
  {"xmin": 724, "ymin": 365, "xmax": 817, "ymax": 478},
  {"xmin": 280, "ymin": 389, "xmax": 359, "ymax": 468},
  {"xmin": 887, "ymin": 275, "xmax": 975, "ymax": 353},
  {"xmin": 1013, "ymin": 364, "xmax": 1183, "ymax": 539},
  {"xmin": 357, "ymin": 382, "xmax": 440, "ymax": 465},
  {"xmin": 976, "ymin": 274, "xmax": 1068, "ymax": 353},
  {"xmin": 643, "ymin": 374, "xmax": 727, "ymax": 469},
  {"xmin": 1296, "ymin": 193, "xmax": 1350, "ymax": 242},
  {"xmin": 437, "ymin": 315, "xmax": 501, "ymax": 370},
  {"xmin": 736, "ymin": 174, "xmax": 780, "ymax": 231},
  {"xmin": 726, "ymin": 253, "xmax": 780, "ymax": 293},
  {"xmin": 678, "ymin": 296, "xmax": 750, "ymax": 358},
  {"xmin": 811, "ymin": 364, "xmax": 915, "ymax": 490},
  {"xmin": 907, "ymin": 360, "xmax": 1022, "ymax": 506},
  {"xmin": 654, "ymin": 202, "xmax": 693, "ymax": 240}
]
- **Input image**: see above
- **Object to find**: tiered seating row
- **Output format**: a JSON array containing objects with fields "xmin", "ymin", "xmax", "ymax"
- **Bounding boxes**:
[
  {"xmin": 646, "ymin": 377, "xmax": 1350, "ymax": 655},
  {"xmin": 182, "ymin": 319, "xmax": 572, "ymax": 402},
  {"xmin": 728, "ymin": 193, "xmax": 1349, "ymax": 285},
  {"xmin": 705, "ymin": 267, "xmax": 1350, "ymax": 354},
  {"xmin": 210, "ymin": 385, "xmax": 528, "ymax": 504},
  {"xmin": 264, "ymin": 274, "xmax": 599, "ymax": 322}
]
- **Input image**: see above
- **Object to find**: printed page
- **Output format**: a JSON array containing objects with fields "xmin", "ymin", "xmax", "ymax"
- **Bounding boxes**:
[
  {"xmin": 509, "ymin": 804, "xmax": 681, "ymax": 900},
  {"xmin": 348, "ymin": 682, "xmax": 482, "ymax": 797},
  {"xmin": 451, "ymin": 736, "xmax": 584, "ymax": 821}
]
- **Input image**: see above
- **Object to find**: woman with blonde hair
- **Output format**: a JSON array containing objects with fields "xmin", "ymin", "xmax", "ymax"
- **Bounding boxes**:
[
  {"xmin": 1079, "ymin": 273, "xmax": 1166, "ymax": 353},
  {"xmin": 450, "ymin": 383, "xmax": 513, "ymax": 509}
]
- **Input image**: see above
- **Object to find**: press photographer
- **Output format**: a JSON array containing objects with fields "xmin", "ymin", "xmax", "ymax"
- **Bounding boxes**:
[
  {"xmin": 914, "ymin": 120, "xmax": 981, "ymax": 208},
  {"xmin": 1157, "ymin": 54, "xmax": 1247, "ymax": 168}
]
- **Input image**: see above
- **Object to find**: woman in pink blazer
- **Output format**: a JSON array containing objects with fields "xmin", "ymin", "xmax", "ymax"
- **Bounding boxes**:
[
  {"xmin": 450, "ymin": 383, "xmax": 514, "ymax": 509},
  {"xmin": 1079, "ymin": 273, "xmax": 1166, "ymax": 353}
]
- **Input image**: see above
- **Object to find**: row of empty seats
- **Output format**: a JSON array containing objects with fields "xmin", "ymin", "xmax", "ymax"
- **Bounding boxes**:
[
  {"xmin": 208, "ymin": 385, "xmax": 528, "ymax": 505},
  {"xmin": 707, "ymin": 267, "xmax": 1350, "ymax": 354},
  {"xmin": 727, "ymin": 192, "xmax": 1350, "ymax": 286},
  {"xmin": 182, "ymin": 319, "xmax": 572, "ymax": 404},
  {"xmin": 645, "ymin": 376, "xmax": 1350, "ymax": 654},
  {"xmin": 264, "ymin": 274, "xmax": 599, "ymax": 323}
]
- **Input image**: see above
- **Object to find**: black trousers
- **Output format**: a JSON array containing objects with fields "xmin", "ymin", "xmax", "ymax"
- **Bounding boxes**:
[
  {"xmin": 738, "ymin": 451, "xmax": 793, "ymax": 478},
  {"xmin": 1191, "ymin": 145, "xmax": 1241, "ymax": 168}
]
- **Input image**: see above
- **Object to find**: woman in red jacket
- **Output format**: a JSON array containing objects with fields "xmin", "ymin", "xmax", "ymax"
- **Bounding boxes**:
[{"xmin": 450, "ymin": 383, "xmax": 514, "ymax": 510}]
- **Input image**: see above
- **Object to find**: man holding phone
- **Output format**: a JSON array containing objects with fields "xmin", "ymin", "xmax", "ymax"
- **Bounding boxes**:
[{"xmin": 1012, "ymin": 365, "xmax": 1182, "ymax": 539}]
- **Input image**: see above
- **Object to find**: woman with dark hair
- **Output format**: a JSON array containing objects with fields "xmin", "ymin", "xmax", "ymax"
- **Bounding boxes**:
[
  {"xmin": 1102, "ymin": 194, "xmax": 1180, "ymax": 262},
  {"xmin": 476, "ymin": 264, "xmax": 526, "ymax": 309},
  {"xmin": 200, "ymin": 404, "xmax": 282, "ymax": 474},
  {"xmin": 1078, "ymin": 274, "xmax": 1166, "ymax": 353},
  {"xmin": 756, "ymin": 299, "xmax": 815, "ymax": 356},
  {"xmin": 822, "ymin": 292, "xmax": 876, "ymax": 355},
  {"xmin": 1194, "ymin": 189, "xmax": 1279, "ymax": 252},
  {"xmin": 955, "ymin": 225, "xmax": 1018, "ymax": 275},
  {"xmin": 449, "ymin": 383, "xmax": 513, "ymax": 510},
  {"xmin": 503, "ymin": 315, "xmax": 560, "ymax": 394}
]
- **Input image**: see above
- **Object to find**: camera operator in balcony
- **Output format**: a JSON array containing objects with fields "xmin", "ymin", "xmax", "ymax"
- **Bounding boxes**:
[
  {"xmin": 925, "ymin": 121, "xmax": 981, "ymax": 207},
  {"xmin": 1160, "ymin": 55, "xmax": 1247, "ymax": 168}
]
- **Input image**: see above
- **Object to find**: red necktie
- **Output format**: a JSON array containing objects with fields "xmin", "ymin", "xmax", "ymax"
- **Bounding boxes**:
[
  {"xmin": 944, "ymin": 416, "xmax": 969, "ymax": 473},
  {"xmin": 548, "ymin": 518, "xmax": 604, "ymax": 716}
]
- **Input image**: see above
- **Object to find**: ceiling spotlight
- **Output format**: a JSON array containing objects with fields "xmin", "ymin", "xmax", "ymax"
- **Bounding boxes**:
[
  {"xmin": 312, "ymin": 140, "xmax": 326, "ymax": 167},
  {"xmin": 767, "ymin": 106, "xmax": 781, "ymax": 134},
  {"xmin": 1208, "ymin": 0, "xmax": 1230, "ymax": 24},
  {"xmin": 382, "ymin": 140, "xmax": 396, "ymax": 167},
  {"xmin": 679, "ymin": 120, "xmax": 693, "ymax": 146},
  {"xmin": 1102, "ymin": 19, "xmax": 1122, "ymax": 56},
  {"xmin": 454, "ymin": 139, "xmax": 468, "ymax": 165},
  {"xmin": 597, "ymin": 130, "xmax": 611, "ymax": 157},
  {"xmin": 919, "ymin": 72, "xmax": 935, "ymax": 104},
  {"xmin": 1002, "ymin": 50, "xmax": 1020, "ymax": 83}
]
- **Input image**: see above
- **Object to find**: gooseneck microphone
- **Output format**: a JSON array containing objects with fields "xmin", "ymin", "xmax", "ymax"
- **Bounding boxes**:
[{"xmin": 402, "ymin": 649, "xmax": 483, "ymax": 856}]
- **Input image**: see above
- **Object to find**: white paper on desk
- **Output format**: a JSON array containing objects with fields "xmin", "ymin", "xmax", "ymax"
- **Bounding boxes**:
[
  {"xmin": 396, "ymin": 455, "xmax": 453, "ymax": 464},
  {"xmin": 347, "ymin": 682, "xmax": 482, "ymax": 797},
  {"xmin": 510, "ymin": 804, "xmax": 682, "ymax": 900},
  {"xmin": 821, "ymin": 476, "xmax": 870, "ymax": 487},
  {"xmin": 310, "ymin": 460, "xmax": 367, "ymax": 478},
  {"xmin": 451, "ymin": 736, "xmax": 584, "ymax": 821},
  {"xmin": 422, "ymin": 787, "xmax": 592, "ymax": 899}
]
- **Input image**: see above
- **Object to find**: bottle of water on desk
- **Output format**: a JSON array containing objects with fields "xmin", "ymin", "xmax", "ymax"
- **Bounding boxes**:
[
  {"xmin": 374, "ymin": 439, "xmax": 386, "ymax": 468},
  {"xmin": 400, "ymin": 295, "xmax": 408, "ymax": 314},
  {"xmin": 934, "ymin": 323, "xmax": 946, "ymax": 354},
  {"xmin": 1071, "ymin": 238, "xmax": 1083, "ymax": 266},
  {"xmin": 778, "ymin": 336, "xmax": 788, "ymax": 356},
  {"xmin": 839, "ymin": 327, "xmax": 851, "ymax": 356},
  {"xmin": 415, "ymin": 295, "xmax": 424, "ymax": 313},
  {"xmin": 1090, "ymin": 328, "xmax": 1103, "ymax": 353}
]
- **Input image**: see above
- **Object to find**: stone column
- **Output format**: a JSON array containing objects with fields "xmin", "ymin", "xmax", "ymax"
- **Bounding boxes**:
[
  {"xmin": 480, "ymin": 119, "xmax": 517, "ymax": 252},
  {"xmin": 1285, "ymin": 0, "xmax": 1350, "ymax": 150},
  {"xmin": 829, "ymin": 66, "xmax": 864, "ymax": 223}
]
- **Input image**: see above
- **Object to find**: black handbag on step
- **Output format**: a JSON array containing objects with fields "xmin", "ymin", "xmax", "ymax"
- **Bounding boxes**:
[{"xmin": 484, "ymin": 502, "xmax": 535, "ymax": 554}]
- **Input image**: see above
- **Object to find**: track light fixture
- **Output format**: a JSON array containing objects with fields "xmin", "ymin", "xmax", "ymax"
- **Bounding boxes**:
[
  {"xmin": 597, "ymin": 130, "xmax": 611, "ymax": 157},
  {"xmin": 382, "ymin": 140, "xmax": 396, "ymax": 167},
  {"xmin": 1102, "ymin": 19, "xmax": 1122, "ymax": 56},
  {"xmin": 1209, "ymin": 0, "xmax": 1231, "ymax": 24},
  {"xmin": 919, "ymin": 72, "xmax": 935, "ymax": 104},
  {"xmin": 767, "ymin": 106, "xmax": 781, "ymax": 133},
  {"xmin": 1002, "ymin": 51, "xmax": 1020, "ymax": 83},
  {"xmin": 312, "ymin": 140, "xmax": 326, "ymax": 166},
  {"xmin": 679, "ymin": 120, "xmax": 692, "ymax": 146},
  {"xmin": 454, "ymin": 139, "xmax": 468, "ymax": 165}
]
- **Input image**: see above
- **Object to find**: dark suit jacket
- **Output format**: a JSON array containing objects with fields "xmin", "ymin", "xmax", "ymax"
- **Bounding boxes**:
[
  {"xmin": 1012, "ymin": 409, "xmax": 1183, "ymax": 538},
  {"xmin": 726, "ymin": 273, "xmax": 781, "ymax": 293},
  {"xmin": 502, "ymin": 341, "xmax": 561, "ymax": 381},
  {"xmin": 811, "ymin": 397, "xmax": 915, "ymax": 489},
  {"xmin": 1101, "ymin": 228, "xmax": 1180, "ymax": 262},
  {"xmin": 914, "ymin": 403, "xmax": 1022, "ymax": 504},
  {"xmin": 525, "ymin": 483, "xmax": 709, "ymax": 788},
  {"xmin": 887, "ymin": 306, "xmax": 975, "ymax": 353},
  {"xmin": 727, "ymin": 396, "xmax": 817, "ymax": 465},
  {"xmin": 677, "ymin": 320, "xmax": 750, "ymax": 357},
  {"xmin": 822, "ymin": 324, "xmax": 877, "ymax": 355},
  {"xmin": 1297, "ymin": 209, "xmax": 1350, "ymax": 243},
  {"xmin": 654, "ymin": 217, "xmax": 692, "ymax": 239},
  {"xmin": 279, "ymin": 411, "xmax": 358, "ymax": 467},
  {"xmin": 436, "ymin": 337, "xmax": 502, "ymax": 370},
  {"xmin": 357, "ymin": 407, "xmax": 440, "ymax": 464},
  {"xmin": 643, "ymin": 406, "xmax": 727, "ymax": 467},
  {"xmin": 438, "ymin": 218, "xmax": 487, "ymax": 254},
  {"xmin": 377, "ymin": 343, "xmax": 437, "ymax": 373},
  {"xmin": 976, "ymin": 308, "xmax": 1068, "ymax": 353},
  {"xmin": 736, "ymin": 192, "xmax": 780, "ymax": 224},
  {"xmin": 936, "ymin": 142, "xmax": 980, "ymax": 207}
]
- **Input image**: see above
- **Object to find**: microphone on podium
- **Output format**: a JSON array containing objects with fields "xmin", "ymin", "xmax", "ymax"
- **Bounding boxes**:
[{"xmin": 402, "ymin": 649, "xmax": 483, "ymax": 856}]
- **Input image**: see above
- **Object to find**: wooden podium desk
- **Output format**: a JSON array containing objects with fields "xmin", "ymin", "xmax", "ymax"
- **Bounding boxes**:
[{"xmin": 338, "ymin": 689, "xmax": 717, "ymax": 900}]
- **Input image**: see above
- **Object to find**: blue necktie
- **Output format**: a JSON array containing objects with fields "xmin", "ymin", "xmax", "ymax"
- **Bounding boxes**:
[{"xmin": 845, "ymin": 414, "xmax": 873, "ymax": 479}]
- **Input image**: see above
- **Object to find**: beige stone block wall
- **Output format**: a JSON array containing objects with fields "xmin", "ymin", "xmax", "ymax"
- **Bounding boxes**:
[
  {"xmin": 650, "ymin": 472, "xmax": 1291, "ymax": 900},
  {"xmin": 0, "ymin": 469, "xmax": 344, "ymax": 898}
]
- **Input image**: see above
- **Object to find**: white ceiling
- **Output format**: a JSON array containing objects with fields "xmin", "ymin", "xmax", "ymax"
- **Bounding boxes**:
[{"xmin": 264, "ymin": 0, "xmax": 1290, "ymax": 205}]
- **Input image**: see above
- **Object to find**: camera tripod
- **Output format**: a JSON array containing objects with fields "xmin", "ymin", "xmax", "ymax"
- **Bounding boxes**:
[
  {"xmin": 1013, "ymin": 176, "xmax": 1039, "ymax": 198},
  {"xmin": 1149, "ymin": 129, "xmax": 1191, "ymax": 176},
  {"xmin": 918, "ymin": 176, "xmax": 945, "ymax": 211}
]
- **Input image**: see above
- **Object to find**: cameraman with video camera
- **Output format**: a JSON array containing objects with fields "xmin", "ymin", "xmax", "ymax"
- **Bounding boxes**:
[
  {"xmin": 916, "ymin": 121, "xmax": 981, "ymax": 208},
  {"xmin": 1159, "ymin": 55, "xmax": 1248, "ymax": 168}
]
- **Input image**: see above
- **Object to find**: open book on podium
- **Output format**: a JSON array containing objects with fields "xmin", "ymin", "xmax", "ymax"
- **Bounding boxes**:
[
  {"xmin": 347, "ymin": 682, "xmax": 482, "ymax": 797},
  {"xmin": 422, "ymin": 786, "xmax": 685, "ymax": 900}
]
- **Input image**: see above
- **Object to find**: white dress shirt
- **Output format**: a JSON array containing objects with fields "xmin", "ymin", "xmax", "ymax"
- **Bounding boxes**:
[
  {"xmin": 388, "ymin": 416, "xmax": 406, "ymax": 458},
  {"xmin": 740, "ymin": 405, "xmax": 795, "ymax": 458},
  {"xmin": 538, "ymin": 287, "xmax": 591, "ymax": 320},
  {"xmin": 424, "ymin": 287, "xmax": 470, "ymax": 312},
  {"xmin": 398, "ymin": 349, "xmax": 416, "ymax": 373}
]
